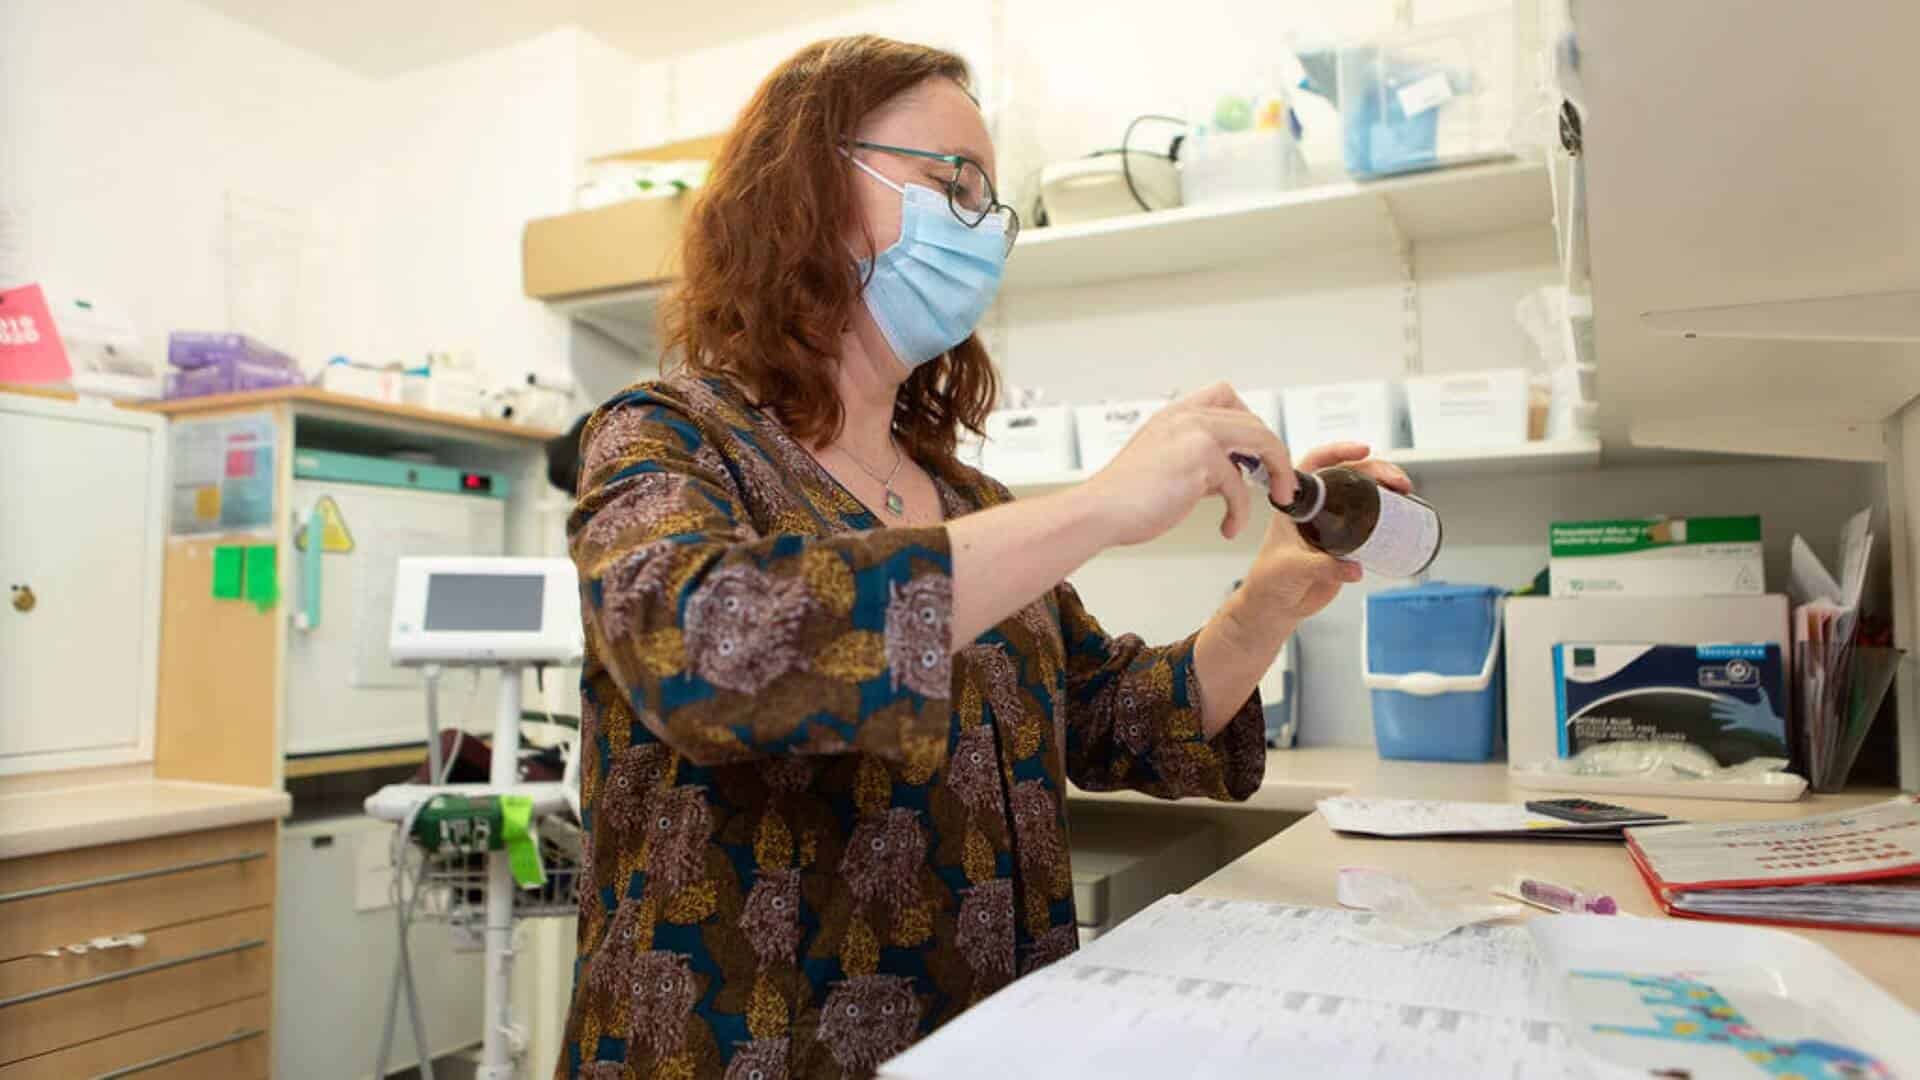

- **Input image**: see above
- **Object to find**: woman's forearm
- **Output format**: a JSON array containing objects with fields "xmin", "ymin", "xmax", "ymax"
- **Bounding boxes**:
[
  {"xmin": 1193, "ymin": 591, "xmax": 1300, "ymax": 738},
  {"xmin": 947, "ymin": 486, "xmax": 1115, "ymax": 649}
]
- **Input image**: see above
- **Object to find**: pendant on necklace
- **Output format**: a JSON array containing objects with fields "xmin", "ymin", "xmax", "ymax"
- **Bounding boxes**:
[{"xmin": 884, "ymin": 489, "xmax": 905, "ymax": 517}]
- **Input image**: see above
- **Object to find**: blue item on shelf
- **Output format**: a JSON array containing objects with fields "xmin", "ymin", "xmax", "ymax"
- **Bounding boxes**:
[{"xmin": 1365, "ymin": 582, "xmax": 1504, "ymax": 761}]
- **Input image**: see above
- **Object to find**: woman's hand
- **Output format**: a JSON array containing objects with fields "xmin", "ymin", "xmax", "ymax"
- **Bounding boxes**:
[
  {"xmin": 1076, "ymin": 383, "xmax": 1298, "ymax": 547},
  {"xmin": 1239, "ymin": 442, "xmax": 1412, "ymax": 621},
  {"xmin": 1193, "ymin": 442, "xmax": 1412, "ymax": 736}
]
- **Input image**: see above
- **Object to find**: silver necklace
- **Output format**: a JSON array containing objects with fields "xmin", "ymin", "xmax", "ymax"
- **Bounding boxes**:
[{"xmin": 839, "ymin": 439, "xmax": 907, "ymax": 518}]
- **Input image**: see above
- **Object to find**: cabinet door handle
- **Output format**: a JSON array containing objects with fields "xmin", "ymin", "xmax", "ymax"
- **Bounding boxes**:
[
  {"xmin": 0, "ymin": 937, "xmax": 265, "ymax": 1008},
  {"xmin": 0, "ymin": 849, "xmax": 266, "ymax": 905},
  {"xmin": 91, "ymin": 1026, "xmax": 266, "ymax": 1079}
]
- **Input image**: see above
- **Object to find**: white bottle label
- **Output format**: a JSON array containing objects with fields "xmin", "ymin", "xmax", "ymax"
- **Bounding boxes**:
[{"xmin": 1347, "ymin": 487, "xmax": 1440, "ymax": 578}]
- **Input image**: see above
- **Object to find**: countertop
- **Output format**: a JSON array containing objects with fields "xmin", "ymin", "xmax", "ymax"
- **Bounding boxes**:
[
  {"xmin": 1170, "ymin": 751, "xmax": 1918, "ymax": 1010},
  {"xmin": 1068, "ymin": 747, "xmax": 1376, "ymax": 814},
  {"xmin": 0, "ymin": 772, "xmax": 290, "ymax": 860}
]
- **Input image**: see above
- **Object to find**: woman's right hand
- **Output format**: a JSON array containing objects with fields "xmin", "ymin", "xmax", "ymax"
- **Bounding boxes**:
[{"xmin": 1076, "ymin": 383, "xmax": 1297, "ymax": 547}]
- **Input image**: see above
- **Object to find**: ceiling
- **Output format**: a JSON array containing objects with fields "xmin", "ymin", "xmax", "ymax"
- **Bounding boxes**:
[{"xmin": 197, "ymin": 0, "xmax": 879, "ymax": 78}]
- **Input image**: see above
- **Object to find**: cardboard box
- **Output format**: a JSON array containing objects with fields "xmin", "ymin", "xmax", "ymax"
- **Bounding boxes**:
[
  {"xmin": 1553, "ymin": 642, "xmax": 1788, "ymax": 765},
  {"xmin": 1503, "ymin": 594, "xmax": 1789, "ymax": 771},
  {"xmin": 1549, "ymin": 516, "xmax": 1763, "ymax": 597},
  {"xmin": 522, "ymin": 194, "xmax": 691, "ymax": 300}
]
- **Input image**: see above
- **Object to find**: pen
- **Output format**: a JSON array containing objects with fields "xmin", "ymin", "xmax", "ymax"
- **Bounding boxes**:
[{"xmin": 1504, "ymin": 876, "xmax": 1618, "ymax": 915}]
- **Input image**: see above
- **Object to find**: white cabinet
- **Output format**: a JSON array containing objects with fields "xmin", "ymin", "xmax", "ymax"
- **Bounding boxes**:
[{"xmin": 0, "ymin": 396, "xmax": 166, "ymax": 774}]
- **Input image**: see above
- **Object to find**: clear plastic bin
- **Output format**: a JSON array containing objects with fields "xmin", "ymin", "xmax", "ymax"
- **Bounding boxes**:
[
  {"xmin": 1179, "ymin": 128, "xmax": 1306, "ymax": 206},
  {"xmin": 1366, "ymin": 583, "xmax": 1504, "ymax": 762},
  {"xmin": 1333, "ymin": 12, "xmax": 1517, "ymax": 178}
]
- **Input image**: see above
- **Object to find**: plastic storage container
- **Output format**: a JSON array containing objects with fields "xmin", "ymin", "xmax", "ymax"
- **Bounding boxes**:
[
  {"xmin": 1282, "ymin": 380, "xmax": 1409, "ymax": 451},
  {"xmin": 1179, "ymin": 129, "xmax": 1306, "ymax": 206},
  {"xmin": 1238, "ymin": 388, "xmax": 1283, "ymax": 434},
  {"xmin": 1404, "ymin": 367, "xmax": 1529, "ymax": 449},
  {"xmin": 1331, "ymin": 12, "xmax": 1517, "ymax": 178},
  {"xmin": 1074, "ymin": 399, "xmax": 1168, "ymax": 472},
  {"xmin": 1365, "ymin": 583, "xmax": 1503, "ymax": 761},
  {"xmin": 981, "ymin": 405, "xmax": 1078, "ymax": 480}
]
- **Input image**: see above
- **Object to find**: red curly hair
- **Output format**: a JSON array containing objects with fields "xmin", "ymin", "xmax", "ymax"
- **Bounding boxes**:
[{"xmin": 662, "ymin": 35, "xmax": 998, "ymax": 475}]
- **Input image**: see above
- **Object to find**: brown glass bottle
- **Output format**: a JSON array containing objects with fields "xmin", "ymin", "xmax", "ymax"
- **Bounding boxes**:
[{"xmin": 1275, "ymin": 466, "xmax": 1442, "ymax": 578}]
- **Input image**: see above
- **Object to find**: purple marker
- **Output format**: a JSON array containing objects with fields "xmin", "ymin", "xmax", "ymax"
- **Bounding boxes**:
[{"xmin": 1517, "ymin": 876, "xmax": 1618, "ymax": 915}]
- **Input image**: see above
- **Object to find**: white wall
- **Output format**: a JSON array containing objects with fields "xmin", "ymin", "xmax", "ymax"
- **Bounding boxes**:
[
  {"xmin": 0, "ymin": 0, "xmax": 379, "ymax": 369},
  {"xmin": 3, "ymin": 2, "xmax": 632, "ymax": 390}
]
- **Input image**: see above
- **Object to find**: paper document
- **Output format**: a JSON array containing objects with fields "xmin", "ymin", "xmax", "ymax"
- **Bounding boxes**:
[
  {"xmin": 881, "ymin": 896, "xmax": 1579, "ymax": 1079},
  {"xmin": 1789, "ymin": 508, "xmax": 1900, "ymax": 791},
  {"xmin": 1318, "ymin": 797, "xmax": 1631, "ymax": 839}
]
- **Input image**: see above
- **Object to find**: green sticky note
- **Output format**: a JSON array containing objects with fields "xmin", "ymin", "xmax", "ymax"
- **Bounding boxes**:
[
  {"xmin": 211, "ymin": 546, "xmax": 243, "ymax": 600},
  {"xmin": 243, "ymin": 544, "xmax": 278, "ymax": 612}
]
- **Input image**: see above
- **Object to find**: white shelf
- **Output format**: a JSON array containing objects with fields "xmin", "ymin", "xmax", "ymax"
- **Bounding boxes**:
[
  {"xmin": 548, "ymin": 159, "xmax": 1553, "ymax": 347},
  {"xmin": 998, "ymin": 436, "xmax": 1601, "ymax": 495},
  {"xmin": 1004, "ymin": 158, "xmax": 1552, "ymax": 293}
]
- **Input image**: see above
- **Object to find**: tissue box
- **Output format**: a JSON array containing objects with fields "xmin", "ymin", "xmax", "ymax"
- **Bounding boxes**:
[
  {"xmin": 1282, "ymin": 380, "xmax": 1409, "ymax": 451},
  {"xmin": 1553, "ymin": 642, "xmax": 1787, "ymax": 766},
  {"xmin": 981, "ymin": 406, "xmax": 1077, "ymax": 479},
  {"xmin": 1550, "ymin": 516, "xmax": 1764, "ymax": 597},
  {"xmin": 1074, "ymin": 400, "xmax": 1167, "ymax": 472}
]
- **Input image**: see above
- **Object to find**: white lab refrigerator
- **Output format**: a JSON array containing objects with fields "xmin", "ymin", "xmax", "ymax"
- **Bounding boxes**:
[
  {"xmin": 276, "ymin": 815, "xmax": 485, "ymax": 1079},
  {"xmin": 282, "ymin": 478, "xmax": 506, "ymax": 755}
]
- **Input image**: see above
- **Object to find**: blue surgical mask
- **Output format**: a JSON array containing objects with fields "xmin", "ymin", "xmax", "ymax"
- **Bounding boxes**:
[{"xmin": 848, "ymin": 153, "xmax": 1007, "ymax": 370}]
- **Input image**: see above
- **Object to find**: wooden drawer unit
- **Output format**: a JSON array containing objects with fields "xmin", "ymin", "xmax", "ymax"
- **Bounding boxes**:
[
  {"xmin": 0, "ymin": 996, "xmax": 269, "ymax": 1080},
  {"xmin": 0, "ymin": 823, "xmax": 273, "ymax": 960},
  {"xmin": 0, "ymin": 822, "xmax": 276, "ymax": 1073}
]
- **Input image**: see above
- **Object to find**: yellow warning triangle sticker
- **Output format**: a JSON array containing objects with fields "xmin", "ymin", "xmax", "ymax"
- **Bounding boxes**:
[{"xmin": 293, "ymin": 495, "xmax": 355, "ymax": 553}]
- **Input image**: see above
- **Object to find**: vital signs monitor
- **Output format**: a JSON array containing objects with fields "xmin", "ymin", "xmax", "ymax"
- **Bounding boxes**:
[{"xmin": 389, "ymin": 556, "xmax": 583, "ymax": 666}]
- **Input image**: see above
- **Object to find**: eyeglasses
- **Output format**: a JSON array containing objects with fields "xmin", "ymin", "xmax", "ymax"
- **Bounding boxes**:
[{"xmin": 848, "ymin": 140, "xmax": 1021, "ymax": 256}]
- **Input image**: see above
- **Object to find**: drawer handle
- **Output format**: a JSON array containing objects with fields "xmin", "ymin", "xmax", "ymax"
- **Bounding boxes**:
[
  {"xmin": 0, "ymin": 937, "xmax": 265, "ymax": 1009},
  {"xmin": 0, "ymin": 849, "xmax": 266, "ymax": 905},
  {"xmin": 40, "ymin": 932, "xmax": 149, "ymax": 957},
  {"xmin": 91, "ymin": 1026, "xmax": 266, "ymax": 1079}
]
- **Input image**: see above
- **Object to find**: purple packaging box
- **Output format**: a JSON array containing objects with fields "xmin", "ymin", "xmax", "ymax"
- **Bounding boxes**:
[
  {"xmin": 164, "ymin": 359, "xmax": 305, "ymax": 399},
  {"xmin": 167, "ymin": 331, "xmax": 297, "ymax": 373}
]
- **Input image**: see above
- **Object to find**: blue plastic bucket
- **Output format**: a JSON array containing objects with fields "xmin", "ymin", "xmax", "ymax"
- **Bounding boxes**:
[{"xmin": 1365, "ymin": 583, "xmax": 1503, "ymax": 761}]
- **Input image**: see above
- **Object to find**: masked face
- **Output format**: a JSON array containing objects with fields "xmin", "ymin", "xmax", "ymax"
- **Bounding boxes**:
[{"xmin": 848, "ymin": 153, "xmax": 1008, "ymax": 370}]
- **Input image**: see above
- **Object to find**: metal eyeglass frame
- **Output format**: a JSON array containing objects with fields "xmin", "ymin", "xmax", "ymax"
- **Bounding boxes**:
[{"xmin": 847, "ymin": 139, "xmax": 1021, "ymax": 255}]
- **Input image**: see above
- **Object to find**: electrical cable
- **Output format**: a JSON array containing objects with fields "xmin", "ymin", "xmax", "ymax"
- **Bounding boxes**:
[
  {"xmin": 1120, "ymin": 114, "xmax": 1188, "ymax": 213},
  {"xmin": 375, "ymin": 666, "xmax": 472, "ymax": 1080}
]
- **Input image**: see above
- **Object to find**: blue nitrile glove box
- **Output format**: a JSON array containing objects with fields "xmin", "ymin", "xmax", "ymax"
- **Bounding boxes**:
[{"xmin": 1552, "ymin": 643, "xmax": 1787, "ymax": 766}]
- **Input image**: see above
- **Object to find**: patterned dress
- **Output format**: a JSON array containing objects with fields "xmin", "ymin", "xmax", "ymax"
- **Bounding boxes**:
[{"xmin": 558, "ymin": 376, "xmax": 1266, "ymax": 1079}]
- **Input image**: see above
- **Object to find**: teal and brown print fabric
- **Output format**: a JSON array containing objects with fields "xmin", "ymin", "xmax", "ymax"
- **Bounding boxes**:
[{"xmin": 559, "ymin": 376, "xmax": 1266, "ymax": 1078}]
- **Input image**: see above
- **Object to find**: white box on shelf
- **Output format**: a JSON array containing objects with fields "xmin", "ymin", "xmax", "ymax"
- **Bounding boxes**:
[
  {"xmin": 1282, "ymin": 380, "xmax": 1408, "ymax": 452},
  {"xmin": 1238, "ymin": 388, "xmax": 1283, "ymax": 434},
  {"xmin": 981, "ymin": 406, "xmax": 1077, "ymax": 480},
  {"xmin": 401, "ymin": 371, "xmax": 484, "ymax": 417},
  {"xmin": 1074, "ymin": 399, "xmax": 1168, "ymax": 472},
  {"xmin": 317, "ymin": 363, "xmax": 401, "ymax": 403},
  {"xmin": 1405, "ymin": 367, "xmax": 1529, "ymax": 449}
]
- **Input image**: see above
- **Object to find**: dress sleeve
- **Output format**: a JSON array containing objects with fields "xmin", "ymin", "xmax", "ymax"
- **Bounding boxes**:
[
  {"xmin": 569, "ymin": 384, "xmax": 955, "ymax": 769},
  {"xmin": 1056, "ymin": 582, "xmax": 1267, "ymax": 802}
]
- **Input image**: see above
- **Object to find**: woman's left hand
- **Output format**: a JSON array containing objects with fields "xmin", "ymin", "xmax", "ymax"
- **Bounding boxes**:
[{"xmin": 1239, "ymin": 442, "xmax": 1413, "ymax": 621}]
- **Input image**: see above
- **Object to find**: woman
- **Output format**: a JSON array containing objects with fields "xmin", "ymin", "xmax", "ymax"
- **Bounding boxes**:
[{"xmin": 559, "ymin": 35, "xmax": 1408, "ymax": 1079}]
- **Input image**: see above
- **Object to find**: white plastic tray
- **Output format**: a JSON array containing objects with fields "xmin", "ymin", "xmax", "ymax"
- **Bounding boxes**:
[
  {"xmin": 1509, "ymin": 767, "xmax": 1809, "ymax": 803},
  {"xmin": 363, "ymin": 781, "xmax": 571, "ymax": 822},
  {"xmin": 1529, "ymin": 915, "xmax": 1918, "ymax": 1078}
]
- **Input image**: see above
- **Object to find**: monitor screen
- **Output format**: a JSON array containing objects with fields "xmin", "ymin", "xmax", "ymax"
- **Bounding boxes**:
[{"xmin": 424, "ymin": 573, "xmax": 544, "ymax": 632}]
